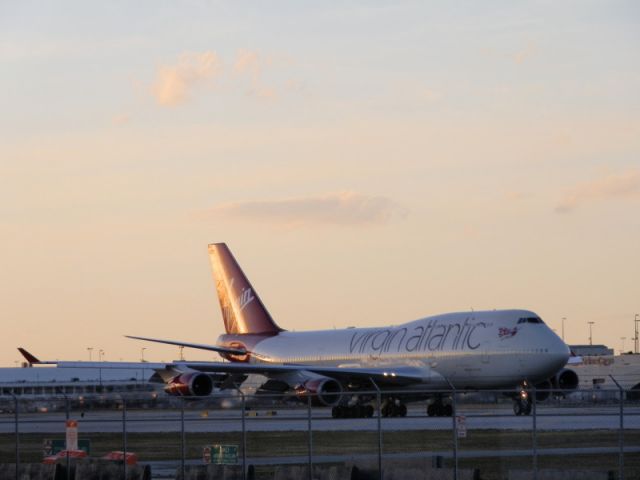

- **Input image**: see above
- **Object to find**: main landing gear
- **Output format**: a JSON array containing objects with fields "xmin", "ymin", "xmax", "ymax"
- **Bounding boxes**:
[
  {"xmin": 331, "ymin": 404, "xmax": 374, "ymax": 418},
  {"xmin": 381, "ymin": 398, "xmax": 407, "ymax": 417},
  {"xmin": 513, "ymin": 388, "xmax": 532, "ymax": 416},
  {"xmin": 427, "ymin": 398, "xmax": 453, "ymax": 417},
  {"xmin": 331, "ymin": 397, "xmax": 408, "ymax": 418}
]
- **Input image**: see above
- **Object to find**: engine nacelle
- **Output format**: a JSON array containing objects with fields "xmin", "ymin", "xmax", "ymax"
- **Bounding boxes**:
[
  {"xmin": 534, "ymin": 379, "xmax": 553, "ymax": 402},
  {"xmin": 164, "ymin": 372, "xmax": 214, "ymax": 397},
  {"xmin": 553, "ymin": 368, "xmax": 579, "ymax": 391},
  {"xmin": 295, "ymin": 377, "xmax": 343, "ymax": 407}
]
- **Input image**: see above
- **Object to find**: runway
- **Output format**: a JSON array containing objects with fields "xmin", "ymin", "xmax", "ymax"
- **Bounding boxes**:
[{"xmin": 1, "ymin": 404, "xmax": 639, "ymax": 433}]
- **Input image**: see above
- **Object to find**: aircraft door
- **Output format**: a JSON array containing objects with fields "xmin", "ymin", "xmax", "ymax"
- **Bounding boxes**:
[{"xmin": 481, "ymin": 350, "xmax": 490, "ymax": 364}]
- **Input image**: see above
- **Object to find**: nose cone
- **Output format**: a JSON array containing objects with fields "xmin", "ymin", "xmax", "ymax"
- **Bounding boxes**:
[{"xmin": 548, "ymin": 329, "xmax": 571, "ymax": 371}]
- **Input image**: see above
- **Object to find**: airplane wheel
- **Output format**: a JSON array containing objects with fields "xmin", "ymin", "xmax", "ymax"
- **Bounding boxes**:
[
  {"xmin": 427, "ymin": 404, "xmax": 435, "ymax": 417},
  {"xmin": 365, "ymin": 405, "xmax": 374, "ymax": 418},
  {"xmin": 513, "ymin": 401, "xmax": 522, "ymax": 416},
  {"xmin": 444, "ymin": 404, "xmax": 453, "ymax": 417},
  {"xmin": 399, "ymin": 404, "xmax": 407, "ymax": 417},
  {"xmin": 523, "ymin": 401, "xmax": 532, "ymax": 416},
  {"xmin": 436, "ymin": 404, "xmax": 445, "ymax": 417}
]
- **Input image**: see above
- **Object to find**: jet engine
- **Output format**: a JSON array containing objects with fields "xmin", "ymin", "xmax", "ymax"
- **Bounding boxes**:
[
  {"xmin": 295, "ymin": 377, "xmax": 343, "ymax": 406},
  {"xmin": 553, "ymin": 368, "xmax": 579, "ymax": 391},
  {"xmin": 164, "ymin": 372, "xmax": 214, "ymax": 397},
  {"xmin": 534, "ymin": 379, "xmax": 553, "ymax": 402}
]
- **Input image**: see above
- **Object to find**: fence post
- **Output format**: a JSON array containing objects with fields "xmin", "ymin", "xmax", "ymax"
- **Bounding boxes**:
[
  {"xmin": 307, "ymin": 395, "xmax": 313, "ymax": 480},
  {"xmin": 241, "ymin": 392, "xmax": 247, "ymax": 480},
  {"xmin": 443, "ymin": 380, "xmax": 458, "ymax": 480},
  {"xmin": 452, "ymin": 389, "xmax": 458, "ymax": 480},
  {"xmin": 64, "ymin": 395, "xmax": 70, "ymax": 480},
  {"xmin": 232, "ymin": 386, "xmax": 247, "ymax": 480},
  {"xmin": 532, "ymin": 386, "xmax": 537, "ymax": 480},
  {"xmin": 369, "ymin": 379, "xmax": 383, "ymax": 480},
  {"xmin": 123, "ymin": 396, "xmax": 128, "ymax": 480},
  {"xmin": 180, "ymin": 397, "xmax": 185, "ymax": 480},
  {"xmin": 12, "ymin": 394, "xmax": 19, "ymax": 480},
  {"xmin": 609, "ymin": 375, "xmax": 624, "ymax": 480}
]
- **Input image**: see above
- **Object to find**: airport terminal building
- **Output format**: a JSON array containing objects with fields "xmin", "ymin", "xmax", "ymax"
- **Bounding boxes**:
[
  {"xmin": 0, "ymin": 363, "xmax": 160, "ymax": 397},
  {"xmin": 569, "ymin": 345, "xmax": 640, "ymax": 393}
]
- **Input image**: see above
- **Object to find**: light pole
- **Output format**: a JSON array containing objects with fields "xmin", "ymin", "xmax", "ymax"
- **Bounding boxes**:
[
  {"xmin": 99, "ymin": 349, "xmax": 105, "ymax": 362},
  {"xmin": 561, "ymin": 317, "xmax": 566, "ymax": 342},
  {"xmin": 621, "ymin": 337, "xmax": 627, "ymax": 354},
  {"xmin": 635, "ymin": 314, "xmax": 640, "ymax": 354},
  {"xmin": 87, "ymin": 347, "xmax": 93, "ymax": 361},
  {"xmin": 141, "ymin": 347, "xmax": 146, "ymax": 362},
  {"xmin": 588, "ymin": 322, "xmax": 595, "ymax": 346}
]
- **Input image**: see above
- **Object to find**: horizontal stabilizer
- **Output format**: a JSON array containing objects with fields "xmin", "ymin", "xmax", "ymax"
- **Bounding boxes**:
[{"xmin": 125, "ymin": 335, "xmax": 248, "ymax": 356}]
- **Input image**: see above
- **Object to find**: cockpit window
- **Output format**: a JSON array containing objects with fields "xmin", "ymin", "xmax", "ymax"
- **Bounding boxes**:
[{"xmin": 518, "ymin": 317, "xmax": 543, "ymax": 324}]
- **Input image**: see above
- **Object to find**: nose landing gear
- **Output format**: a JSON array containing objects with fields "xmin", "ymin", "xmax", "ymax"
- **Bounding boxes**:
[{"xmin": 513, "ymin": 388, "xmax": 532, "ymax": 416}]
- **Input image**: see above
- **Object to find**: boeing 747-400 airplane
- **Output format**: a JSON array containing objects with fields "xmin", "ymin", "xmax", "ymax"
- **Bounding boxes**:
[{"xmin": 125, "ymin": 243, "xmax": 573, "ymax": 417}]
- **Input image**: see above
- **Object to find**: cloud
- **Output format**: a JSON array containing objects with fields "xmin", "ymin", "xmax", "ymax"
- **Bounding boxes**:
[
  {"xmin": 151, "ymin": 51, "xmax": 222, "ymax": 106},
  {"xmin": 208, "ymin": 192, "xmax": 407, "ymax": 227},
  {"xmin": 513, "ymin": 41, "xmax": 537, "ymax": 64},
  {"xmin": 505, "ymin": 191, "xmax": 533, "ymax": 201},
  {"xmin": 419, "ymin": 88, "xmax": 443, "ymax": 102},
  {"xmin": 556, "ymin": 169, "xmax": 640, "ymax": 213},
  {"xmin": 233, "ymin": 49, "xmax": 263, "ymax": 78},
  {"xmin": 233, "ymin": 49, "xmax": 279, "ymax": 100},
  {"xmin": 249, "ymin": 86, "xmax": 278, "ymax": 100},
  {"xmin": 112, "ymin": 114, "xmax": 130, "ymax": 126},
  {"xmin": 148, "ymin": 49, "xmax": 296, "ymax": 105}
]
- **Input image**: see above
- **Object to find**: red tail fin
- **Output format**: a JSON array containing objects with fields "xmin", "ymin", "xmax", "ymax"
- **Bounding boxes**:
[
  {"xmin": 18, "ymin": 348, "xmax": 40, "ymax": 365},
  {"xmin": 208, "ymin": 243, "xmax": 282, "ymax": 335}
]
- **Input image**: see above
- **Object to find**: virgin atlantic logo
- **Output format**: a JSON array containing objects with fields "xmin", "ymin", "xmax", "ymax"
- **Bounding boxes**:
[{"xmin": 498, "ymin": 327, "xmax": 518, "ymax": 339}]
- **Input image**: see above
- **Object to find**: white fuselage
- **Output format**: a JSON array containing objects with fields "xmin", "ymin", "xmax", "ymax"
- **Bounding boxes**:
[{"xmin": 239, "ymin": 309, "xmax": 570, "ymax": 389}]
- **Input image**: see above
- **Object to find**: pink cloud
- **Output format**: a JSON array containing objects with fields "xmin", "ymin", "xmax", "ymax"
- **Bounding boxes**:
[
  {"xmin": 514, "ymin": 41, "xmax": 537, "ymax": 65},
  {"xmin": 151, "ymin": 51, "xmax": 222, "ymax": 106},
  {"xmin": 208, "ymin": 192, "xmax": 407, "ymax": 227},
  {"xmin": 556, "ymin": 169, "xmax": 640, "ymax": 213}
]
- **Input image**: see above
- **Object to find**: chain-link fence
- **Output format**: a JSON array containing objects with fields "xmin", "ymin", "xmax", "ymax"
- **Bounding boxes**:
[{"xmin": 1, "ymin": 386, "xmax": 638, "ymax": 479}]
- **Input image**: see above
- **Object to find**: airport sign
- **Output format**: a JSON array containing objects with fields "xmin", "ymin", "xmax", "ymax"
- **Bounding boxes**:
[{"xmin": 205, "ymin": 444, "xmax": 238, "ymax": 464}]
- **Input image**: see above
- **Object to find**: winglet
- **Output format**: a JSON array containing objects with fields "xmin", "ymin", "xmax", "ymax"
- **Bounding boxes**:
[{"xmin": 18, "ymin": 348, "xmax": 41, "ymax": 366}]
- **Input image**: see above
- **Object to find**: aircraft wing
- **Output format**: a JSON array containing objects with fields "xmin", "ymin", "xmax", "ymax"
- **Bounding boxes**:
[
  {"xmin": 172, "ymin": 361, "xmax": 430, "ymax": 387},
  {"xmin": 38, "ymin": 358, "xmax": 429, "ymax": 388}
]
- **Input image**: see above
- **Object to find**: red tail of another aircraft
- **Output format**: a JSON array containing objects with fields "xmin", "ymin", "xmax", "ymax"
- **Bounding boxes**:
[{"xmin": 208, "ymin": 243, "xmax": 283, "ymax": 336}]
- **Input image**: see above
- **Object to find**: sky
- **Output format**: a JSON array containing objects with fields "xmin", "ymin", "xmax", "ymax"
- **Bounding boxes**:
[{"xmin": 1, "ymin": 1, "xmax": 639, "ymax": 366}]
